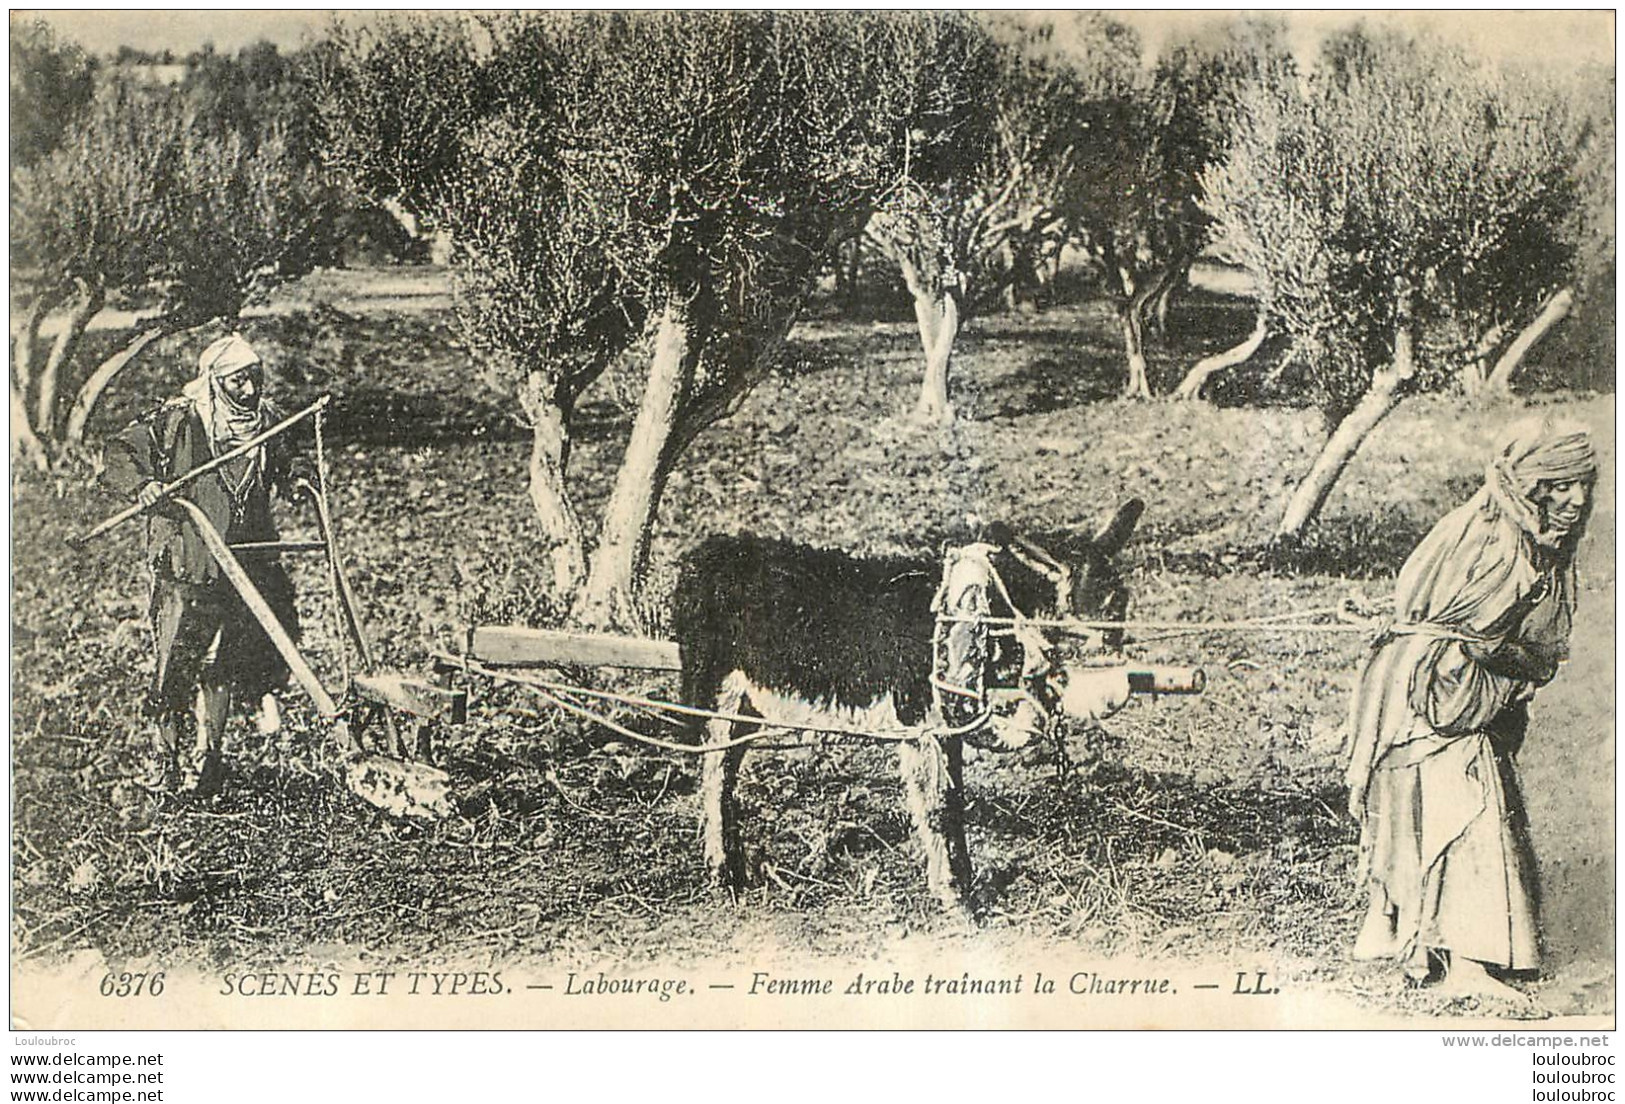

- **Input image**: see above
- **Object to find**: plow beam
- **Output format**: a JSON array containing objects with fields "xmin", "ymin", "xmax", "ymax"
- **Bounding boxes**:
[
  {"xmin": 354, "ymin": 674, "xmax": 466, "ymax": 724},
  {"xmin": 466, "ymin": 625, "xmax": 682, "ymax": 671}
]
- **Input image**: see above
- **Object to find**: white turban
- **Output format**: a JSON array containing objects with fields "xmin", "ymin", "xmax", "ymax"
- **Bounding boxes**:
[
  {"xmin": 196, "ymin": 334, "xmax": 262, "ymax": 378},
  {"xmin": 183, "ymin": 333, "xmax": 266, "ymax": 453}
]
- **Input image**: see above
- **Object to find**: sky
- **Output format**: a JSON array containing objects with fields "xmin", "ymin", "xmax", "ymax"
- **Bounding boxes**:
[
  {"xmin": 15, "ymin": 8, "xmax": 1618, "ymax": 70},
  {"xmin": 1121, "ymin": 9, "xmax": 1615, "ymax": 70},
  {"xmin": 20, "ymin": 9, "xmax": 342, "ymax": 56}
]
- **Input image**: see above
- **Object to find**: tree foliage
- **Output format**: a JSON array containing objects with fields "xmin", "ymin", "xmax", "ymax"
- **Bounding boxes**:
[
  {"xmin": 312, "ymin": 11, "xmax": 991, "ymax": 621},
  {"xmin": 867, "ymin": 14, "xmax": 1118, "ymax": 419},
  {"xmin": 1525, "ymin": 63, "xmax": 1615, "ymax": 391},
  {"xmin": 10, "ymin": 46, "xmax": 336, "ymax": 458},
  {"xmin": 1203, "ymin": 27, "xmax": 1584, "ymax": 421},
  {"xmin": 1060, "ymin": 17, "xmax": 1298, "ymax": 398},
  {"xmin": 9, "ymin": 19, "xmax": 97, "ymax": 170},
  {"xmin": 1200, "ymin": 26, "xmax": 1590, "ymax": 536},
  {"xmin": 866, "ymin": 20, "xmax": 1066, "ymax": 316}
]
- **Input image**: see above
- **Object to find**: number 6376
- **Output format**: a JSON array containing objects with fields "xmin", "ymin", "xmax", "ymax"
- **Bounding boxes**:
[{"xmin": 99, "ymin": 972, "xmax": 164, "ymax": 997}]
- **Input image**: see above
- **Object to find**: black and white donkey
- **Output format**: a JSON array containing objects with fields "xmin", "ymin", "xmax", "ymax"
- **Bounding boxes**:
[{"xmin": 670, "ymin": 500, "xmax": 1144, "ymax": 917}]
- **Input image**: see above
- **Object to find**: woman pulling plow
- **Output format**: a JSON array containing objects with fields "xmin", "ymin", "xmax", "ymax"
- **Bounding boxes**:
[{"xmin": 1345, "ymin": 414, "xmax": 1597, "ymax": 998}]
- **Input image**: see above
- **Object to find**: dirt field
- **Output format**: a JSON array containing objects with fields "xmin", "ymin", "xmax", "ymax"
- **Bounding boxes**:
[{"xmin": 10, "ymin": 266, "xmax": 1614, "ymax": 1023}]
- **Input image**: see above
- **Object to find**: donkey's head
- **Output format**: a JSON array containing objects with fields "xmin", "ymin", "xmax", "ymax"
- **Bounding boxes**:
[
  {"xmin": 966, "ymin": 499, "xmax": 1143, "ymax": 749},
  {"xmin": 985, "ymin": 498, "xmax": 1143, "ymax": 652},
  {"xmin": 1057, "ymin": 497, "xmax": 1143, "ymax": 651}
]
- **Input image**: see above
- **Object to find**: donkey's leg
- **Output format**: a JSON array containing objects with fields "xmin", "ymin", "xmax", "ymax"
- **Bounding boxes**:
[
  {"xmin": 941, "ymin": 735, "xmax": 974, "ymax": 898},
  {"xmin": 699, "ymin": 677, "xmax": 752, "ymax": 895},
  {"xmin": 899, "ymin": 734, "xmax": 974, "ymax": 919},
  {"xmin": 700, "ymin": 737, "xmax": 748, "ymax": 893}
]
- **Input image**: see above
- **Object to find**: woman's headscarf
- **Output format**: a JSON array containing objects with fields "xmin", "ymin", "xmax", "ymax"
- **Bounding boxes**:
[
  {"xmin": 183, "ymin": 334, "xmax": 266, "ymax": 454},
  {"xmin": 1377, "ymin": 413, "xmax": 1596, "ymax": 668},
  {"xmin": 1484, "ymin": 413, "xmax": 1596, "ymax": 550}
]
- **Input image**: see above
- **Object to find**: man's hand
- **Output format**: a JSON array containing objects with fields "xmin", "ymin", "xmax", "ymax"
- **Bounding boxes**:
[
  {"xmin": 136, "ymin": 481, "xmax": 167, "ymax": 509},
  {"xmin": 292, "ymin": 476, "xmax": 320, "ymax": 502},
  {"xmin": 1059, "ymin": 666, "xmax": 1132, "ymax": 723}
]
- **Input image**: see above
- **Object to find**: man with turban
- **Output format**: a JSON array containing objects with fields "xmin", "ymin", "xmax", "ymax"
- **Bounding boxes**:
[
  {"xmin": 1345, "ymin": 414, "xmax": 1596, "ymax": 997},
  {"xmin": 104, "ymin": 334, "xmax": 313, "ymax": 797}
]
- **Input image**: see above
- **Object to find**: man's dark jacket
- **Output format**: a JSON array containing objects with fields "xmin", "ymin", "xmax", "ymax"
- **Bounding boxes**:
[{"xmin": 102, "ymin": 401, "xmax": 299, "ymax": 584}]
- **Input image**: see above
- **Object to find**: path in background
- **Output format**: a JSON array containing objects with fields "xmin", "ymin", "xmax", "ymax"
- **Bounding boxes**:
[{"xmin": 16, "ymin": 265, "xmax": 456, "ymax": 337}]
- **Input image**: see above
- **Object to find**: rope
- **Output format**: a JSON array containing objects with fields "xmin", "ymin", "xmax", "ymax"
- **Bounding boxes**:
[
  {"xmin": 929, "ymin": 546, "xmax": 1035, "ymax": 723},
  {"xmin": 530, "ymin": 682, "xmax": 773, "ymax": 753},
  {"xmin": 1384, "ymin": 623, "xmax": 1490, "ymax": 644},
  {"xmin": 433, "ymin": 651, "xmax": 994, "ymax": 751},
  {"xmin": 1127, "ymin": 596, "xmax": 1397, "ymax": 643},
  {"xmin": 982, "ymin": 554, "xmax": 1029, "ymax": 624},
  {"xmin": 934, "ymin": 613, "xmax": 1374, "ymax": 635}
]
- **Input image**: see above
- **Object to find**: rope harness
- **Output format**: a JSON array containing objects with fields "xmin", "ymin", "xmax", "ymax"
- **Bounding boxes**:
[
  {"xmin": 434, "ymin": 650, "xmax": 994, "ymax": 753},
  {"xmin": 929, "ymin": 542, "xmax": 1061, "ymax": 749}
]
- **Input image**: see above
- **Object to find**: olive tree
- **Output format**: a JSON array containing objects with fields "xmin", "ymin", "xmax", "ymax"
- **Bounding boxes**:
[
  {"xmin": 313, "ymin": 11, "xmax": 990, "ymax": 627},
  {"xmin": 9, "ymin": 19, "xmax": 96, "ymax": 170},
  {"xmin": 10, "ymin": 19, "xmax": 96, "ymax": 469},
  {"xmin": 1201, "ymin": 28, "xmax": 1586, "ymax": 539},
  {"xmin": 10, "ymin": 54, "xmax": 333, "ymax": 469},
  {"xmin": 865, "ymin": 19, "xmax": 1086, "ymax": 424},
  {"xmin": 866, "ymin": 14, "xmax": 1158, "ymax": 424},
  {"xmin": 1055, "ymin": 18, "xmax": 1298, "ymax": 401},
  {"xmin": 1469, "ymin": 65, "xmax": 1611, "ymax": 397},
  {"xmin": 1161, "ymin": 19, "xmax": 1300, "ymax": 401}
]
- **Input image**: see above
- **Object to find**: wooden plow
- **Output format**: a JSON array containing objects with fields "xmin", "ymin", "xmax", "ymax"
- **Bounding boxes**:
[{"xmin": 72, "ymin": 395, "xmax": 466, "ymax": 820}]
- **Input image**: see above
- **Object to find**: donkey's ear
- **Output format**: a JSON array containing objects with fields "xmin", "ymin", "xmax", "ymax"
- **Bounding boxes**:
[
  {"xmin": 980, "ymin": 519, "xmax": 1016, "ymax": 548},
  {"xmin": 1091, "ymin": 498, "xmax": 1144, "ymax": 555}
]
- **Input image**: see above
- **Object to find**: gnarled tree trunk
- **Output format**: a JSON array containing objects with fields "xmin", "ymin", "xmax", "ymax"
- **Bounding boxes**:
[
  {"xmin": 64, "ymin": 326, "xmax": 165, "ymax": 446},
  {"xmin": 516, "ymin": 368, "xmax": 588, "ymax": 598},
  {"xmin": 573, "ymin": 300, "xmax": 695, "ymax": 631},
  {"xmin": 13, "ymin": 282, "xmax": 66, "ymax": 411},
  {"xmin": 1120, "ymin": 307, "xmax": 1151, "ymax": 401},
  {"xmin": 1173, "ymin": 311, "xmax": 1267, "ymax": 401},
  {"xmin": 1459, "ymin": 321, "xmax": 1508, "ymax": 399},
  {"xmin": 1277, "ymin": 290, "xmax": 1416, "ymax": 541},
  {"xmin": 899, "ymin": 257, "xmax": 960, "ymax": 425},
  {"xmin": 1149, "ymin": 259, "xmax": 1186, "ymax": 336},
  {"xmin": 1117, "ymin": 262, "xmax": 1179, "ymax": 401},
  {"xmin": 12, "ymin": 380, "xmax": 48, "ymax": 472},
  {"xmin": 35, "ymin": 276, "xmax": 105, "ymax": 439},
  {"xmin": 835, "ymin": 237, "xmax": 862, "ymax": 313},
  {"xmin": 998, "ymin": 241, "xmax": 1018, "ymax": 313},
  {"xmin": 1484, "ymin": 286, "xmax": 1574, "ymax": 396}
]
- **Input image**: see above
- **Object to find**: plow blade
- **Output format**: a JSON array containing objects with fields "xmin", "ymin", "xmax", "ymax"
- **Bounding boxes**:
[
  {"xmin": 345, "ymin": 753, "xmax": 455, "ymax": 821},
  {"xmin": 354, "ymin": 673, "xmax": 466, "ymax": 723},
  {"xmin": 175, "ymin": 500, "xmax": 456, "ymax": 819}
]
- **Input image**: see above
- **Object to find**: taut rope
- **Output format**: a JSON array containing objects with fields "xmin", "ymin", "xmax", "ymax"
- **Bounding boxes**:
[{"xmin": 433, "ymin": 651, "xmax": 993, "ymax": 752}]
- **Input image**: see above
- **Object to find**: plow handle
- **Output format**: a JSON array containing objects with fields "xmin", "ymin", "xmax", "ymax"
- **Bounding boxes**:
[
  {"xmin": 1126, "ymin": 666, "xmax": 1206, "ymax": 695},
  {"xmin": 68, "ymin": 395, "xmax": 332, "ymax": 549},
  {"xmin": 172, "ymin": 498, "xmax": 341, "ymax": 720}
]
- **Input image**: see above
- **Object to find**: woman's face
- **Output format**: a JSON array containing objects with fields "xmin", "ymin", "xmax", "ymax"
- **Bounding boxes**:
[{"xmin": 1532, "ymin": 477, "xmax": 1588, "ymax": 539}]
